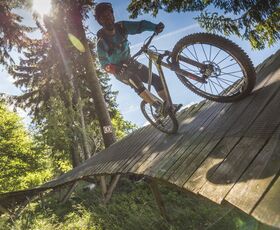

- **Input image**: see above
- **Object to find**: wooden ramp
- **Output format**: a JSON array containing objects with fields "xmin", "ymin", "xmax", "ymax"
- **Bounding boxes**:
[{"xmin": 1, "ymin": 50, "xmax": 280, "ymax": 228}]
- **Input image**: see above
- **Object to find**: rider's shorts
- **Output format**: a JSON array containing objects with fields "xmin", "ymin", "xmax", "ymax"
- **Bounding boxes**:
[{"xmin": 115, "ymin": 61, "xmax": 164, "ymax": 95}]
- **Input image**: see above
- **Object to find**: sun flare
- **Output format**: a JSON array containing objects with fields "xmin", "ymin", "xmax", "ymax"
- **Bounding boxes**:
[{"xmin": 32, "ymin": 0, "xmax": 52, "ymax": 16}]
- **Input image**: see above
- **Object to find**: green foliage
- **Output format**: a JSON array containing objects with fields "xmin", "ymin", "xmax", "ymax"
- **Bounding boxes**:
[
  {"xmin": 0, "ymin": 101, "xmax": 52, "ymax": 193},
  {"xmin": 0, "ymin": 1, "xmax": 34, "ymax": 66},
  {"xmin": 8, "ymin": 1, "xmax": 136, "ymax": 170},
  {"xmin": 128, "ymin": 0, "xmax": 280, "ymax": 49},
  {"xmin": 111, "ymin": 110, "xmax": 137, "ymax": 140},
  {"xmin": 0, "ymin": 178, "xmax": 272, "ymax": 230}
]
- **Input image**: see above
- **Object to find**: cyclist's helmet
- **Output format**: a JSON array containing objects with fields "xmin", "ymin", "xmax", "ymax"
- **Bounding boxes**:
[{"xmin": 94, "ymin": 2, "xmax": 113, "ymax": 25}]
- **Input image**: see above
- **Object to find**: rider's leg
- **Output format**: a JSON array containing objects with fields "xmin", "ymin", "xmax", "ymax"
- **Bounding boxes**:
[
  {"xmin": 127, "ymin": 61, "xmax": 182, "ymax": 114},
  {"xmin": 139, "ymin": 89, "xmax": 158, "ymax": 105}
]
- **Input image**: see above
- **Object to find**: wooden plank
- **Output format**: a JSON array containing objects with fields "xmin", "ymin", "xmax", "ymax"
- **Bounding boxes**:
[
  {"xmin": 93, "ymin": 105, "xmax": 190, "ymax": 174},
  {"xmin": 199, "ymin": 77, "xmax": 280, "ymax": 203},
  {"xmin": 124, "ymin": 101, "xmax": 207, "ymax": 174},
  {"xmin": 121, "ymin": 102, "xmax": 199, "ymax": 172},
  {"xmin": 167, "ymin": 66, "xmax": 275, "ymax": 187},
  {"xmin": 146, "ymin": 101, "xmax": 227, "ymax": 177},
  {"xmin": 43, "ymin": 128, "xmax": 147, "ymax": 187},
  {"xmin": 105, "ymin": 125, "xmax": 161, "ymax": 174},
  {"xmin": 90, "ymin": 128, "xmax": 144, "ymax": 168},
  {"xmin": 93, "ymin": 125, "xmax": 154, "ymax": 174},
  {"xmin": 131, "ymin": 106, "xmax": 198, "ymax": 176},
  {"xmin": 251, "ymin": 176, "xmax": 280, "ymax": 229},
  {"xmin": 225, "ymin": 128, "xmax": 280, "ymax": 213},
  {"xmin": 133, "ymin": 100, "xmax": 217, "ymax": 175},
  {"xmin": 157, "ymin": 102, "xmax": 228, "ymax": 181},
  {"xmin": 117, "ymin": 105, "xmax": 197, "ymax": 172},
  {"xmin": 135, "ymin": 132, "xmax": 184, "ymax": 175},
  {"xmin": 166, "ymin": 102, "xmax": 231, "ymax": 185},
  {"xmin": 184, "ymin": 68, "xmax": 280, "ymax": 194},
  {"xmin": 117, "ymin": 124, "xmax": 168, "ymax": 173}
]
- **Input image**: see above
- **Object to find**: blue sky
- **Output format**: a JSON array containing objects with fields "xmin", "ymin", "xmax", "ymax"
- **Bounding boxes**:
[{"xmin": 1, "ymin": 0, "xmax": 280, "ymax": 127}]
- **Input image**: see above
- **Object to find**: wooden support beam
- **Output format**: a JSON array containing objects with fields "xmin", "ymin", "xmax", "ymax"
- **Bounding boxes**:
[
  {"xmin": 104, "ymin": 175, "xmax": 121, "ymax": 203},
  {"xmin": 60, "ymin": 182, "xmax": 78, "ymax": 204},
  {"xmin": 147, "ymin": 178, "xmax": 170, "ymax": 222}
]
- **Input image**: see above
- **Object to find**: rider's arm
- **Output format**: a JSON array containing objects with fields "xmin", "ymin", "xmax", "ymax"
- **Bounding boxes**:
[
  {"xmin": 97, "ymin": 41, "xmax": 121, "ymax": 75},
  {"xmin": 97, "ymin": 39, "xmax": 110, "ymax": 69},
  {"xmin": 121, "ymin": 20, "xmax": 157, "ymax": 35},
  {"xmin": 97, "ymin": 38, "xmax": 119, "ymax": 75}
]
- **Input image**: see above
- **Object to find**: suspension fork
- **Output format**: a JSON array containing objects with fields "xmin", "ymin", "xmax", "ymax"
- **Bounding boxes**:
[
  {"xmin": 154, "ymin": 60, "xmax": 173, "ymax": 108},
  {"xmin": 147, "ymin": 53, "xmax": 173, "ymax": 107}
]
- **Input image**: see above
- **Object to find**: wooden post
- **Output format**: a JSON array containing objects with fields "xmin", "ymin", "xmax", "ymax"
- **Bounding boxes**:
[
  {"xmin": 148, "ymin": 179, "xmax": 170, "ymax": 221},
  {"xmin": 104, "ymin": 174, "xmax": 121, "ymax": 203},
  {"xmin": 60, "ymin": 182, "xmax": 78, "ymax": 204}
]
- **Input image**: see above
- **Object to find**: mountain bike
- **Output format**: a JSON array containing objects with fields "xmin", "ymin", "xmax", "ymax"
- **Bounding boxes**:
[{"xmin": 128, "ymin": 32, "xmax": 256, "ymax": 134}]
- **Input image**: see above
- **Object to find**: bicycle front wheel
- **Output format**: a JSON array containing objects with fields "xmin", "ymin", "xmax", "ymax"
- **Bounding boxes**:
[
  {"xmin": 172, "ymin": 33, "xmax": 256, "ymax": 102},
  {"xmin": 141, "ymin": 101, "xmax": 178, "ymax": 134}
]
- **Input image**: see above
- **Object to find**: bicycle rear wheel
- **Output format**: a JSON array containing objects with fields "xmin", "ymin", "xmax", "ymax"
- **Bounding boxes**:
[
  {"xmin": 140, "ymin": 101, "xmax": 178, "ymax": 134},
  {"xmin": 172, "ymin": 33, "xmax": 256, "ymax": 102}
]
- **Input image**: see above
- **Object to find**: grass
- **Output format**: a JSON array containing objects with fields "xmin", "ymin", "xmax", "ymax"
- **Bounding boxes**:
[{"xmin": 0, "ymin": 177, "xmax": 276, "ymax": 230}]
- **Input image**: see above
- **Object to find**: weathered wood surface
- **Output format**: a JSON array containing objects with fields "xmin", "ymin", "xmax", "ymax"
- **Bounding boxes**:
[
  {"xmin": 252, "ymin": 176, "xmax": 280, "ymax": 228},
  {"xmin": 1, "ymin": 50, "xmax": 280, "ymax": 228}
]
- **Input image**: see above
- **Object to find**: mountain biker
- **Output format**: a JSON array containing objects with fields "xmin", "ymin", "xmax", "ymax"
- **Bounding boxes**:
[{"xmin": 94, "ymin": 2, "xmax": 182, "ymax": 117}]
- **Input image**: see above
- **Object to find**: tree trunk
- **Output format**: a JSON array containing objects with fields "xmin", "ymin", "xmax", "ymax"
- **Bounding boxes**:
[
  {"xmin": 76, "ymin": 88, "xmax": 91, "ymax": 160},
  {"xmin": 69, "ymin": 2, "xmax": 117, "ymax": 148},
  {"xmin": 68, "ymin": 2, "xmax": 119, "ymax": 199}
]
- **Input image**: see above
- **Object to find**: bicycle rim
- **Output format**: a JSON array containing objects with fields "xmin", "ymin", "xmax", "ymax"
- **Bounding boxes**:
[
  {"xmin": 140, "ymin": 101, "xmax": 178, "ymax": 134},
  {"xmin": 172, "ymin": 33, "xmax": 256, "ymax": 102}
]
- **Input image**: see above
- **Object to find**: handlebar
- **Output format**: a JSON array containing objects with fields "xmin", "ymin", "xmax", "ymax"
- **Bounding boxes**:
[{"xmin": 129, "ymin": 32, "xmax": 157, "ymax": 62}]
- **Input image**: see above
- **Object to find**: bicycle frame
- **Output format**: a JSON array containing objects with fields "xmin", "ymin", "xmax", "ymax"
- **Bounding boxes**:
[
  {"xmin": 146, "ymin": 49, "xmax": 173, "ymax": 108},
  {"xmin": 144, "ymin": 47, "xmax": 207, "ymax": 108}
]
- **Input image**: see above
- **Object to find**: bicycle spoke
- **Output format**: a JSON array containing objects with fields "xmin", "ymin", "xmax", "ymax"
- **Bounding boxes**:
[
  {"xmin": 216, "ymin": 77, "xmax": 234, "ymax": 85},
  {"xmin": 197, "ymin": 82, "xmax": 204, "ymax": 90},
  {"xmin": 220, "ymin": 62, "xmax": 239, "ymax": 70},
  {"xmin": 186, "ymin": 47, "xmax": 198, "ymax": 62},
  {"xmin": 211, "ymin": 49, "xmax": 221, "ymax": 62},
  {"xmin": 221, "ymin": 70, "xmax": 242, "ymax": 74},
  {"xmin": 192, "ymin": 45, "xmax": 199, "ymax": 62},
  {"xmin": 211, "ymin": 78, "xmax": 226, "ymax": 91},
  {"xmin": 209, "ymin": 45, "xmax": 212, "ymax": 61},
  {"xmin": 220, "ymin": 72, "xmax": 242, "ymax": 79},
  {"xmin": 179, "ymin": 66, "xmax": 201, "ymax": 78},
  {"xmin": 217, "ymin": 54, "xmax": 230, "ymax": 65},
  {"xmin": 181, "ymin": 50, "xmax": 189, "ymax": 59},
  {"xmin": 201, "ymin": 43, "xmax": 208, "ymax": 61},
  {"xmin": 179, "ymin": 61, "xmax": 200, "ymax": 73},
  {"xmin": 209, "ymin": 79, "xmax": 220, "ymax": 94}
]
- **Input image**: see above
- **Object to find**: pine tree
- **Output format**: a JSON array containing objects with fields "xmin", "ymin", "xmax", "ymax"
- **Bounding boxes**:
[
  {"xmin": 9, "ymin": 0, "xmax": 135, "ymax": 171},
  {"xmin": 0, "ymin": 1, "xmax": 33, "ymax": 66}
]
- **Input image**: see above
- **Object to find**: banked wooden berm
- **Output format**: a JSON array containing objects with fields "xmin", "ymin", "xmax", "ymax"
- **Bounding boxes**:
[{"xmin": 0, "ymin": 50, "xmax": 280, "ymax": 228}]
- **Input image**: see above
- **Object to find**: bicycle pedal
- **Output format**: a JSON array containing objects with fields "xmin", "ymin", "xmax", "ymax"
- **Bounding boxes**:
[{"xmin": 173, "ymin": 103, "xmax": 183, "ymax": 113}]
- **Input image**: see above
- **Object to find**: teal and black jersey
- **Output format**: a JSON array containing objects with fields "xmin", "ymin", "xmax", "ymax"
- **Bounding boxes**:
[{"xmin": 97, "ymin": 20, "xmax": 157, "ymax": 69}]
